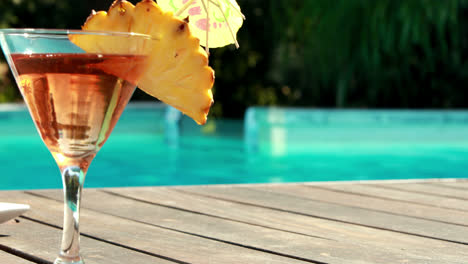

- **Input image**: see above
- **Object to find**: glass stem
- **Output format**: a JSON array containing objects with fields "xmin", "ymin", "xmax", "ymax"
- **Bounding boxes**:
[{"xmin": 55, "ymin": 166, "xmax": 86, "ymax": 264}]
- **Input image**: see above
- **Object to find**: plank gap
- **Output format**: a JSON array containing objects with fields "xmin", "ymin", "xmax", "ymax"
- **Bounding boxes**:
[
  {"xmin": 178, "ymin": 188, "xmax": 468, "ymax": 246},
  {"xmin": 369, "ymin": 184, "xmax": 468, "ymax": 201},
  {"xmin": 237, "ymin": 187, "xmax": 468, "ymax": 228},
  {"xmin": 27, "ymin": 190, "xmax": 326, "ymax": 264},
  {"xmin": 309, "ymin": 185, "xmax": 468, "ymax": 213},
  {"xmin": 20, "ymin": 194, "xmax": 190, "ymax": 264},
  {"xmin": 118, "ymin": 215, "xmax": 327, "ymax": 264},
  {"xmin": 19, "ymin": 216, "xmax": 188, "ymax": 264},
  {"xmin": 300, "ymin": 185, "xmax": 468, "ymax": 225},
  {"xmin": 0, "ymin": 243, "xmax": 52, "ymax": 264},
  {"xmin": 429, "ymin": 182, "xmax": 468, "ymax": 191},
  {"xmin": 101, "ymin": 189, "xmax": 333, "ymax": 242}
]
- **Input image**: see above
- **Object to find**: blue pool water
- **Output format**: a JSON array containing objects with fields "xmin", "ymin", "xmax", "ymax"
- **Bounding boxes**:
[{"xmin": 1, "ymin": 104, "xmax": 467, "ymax": 190}]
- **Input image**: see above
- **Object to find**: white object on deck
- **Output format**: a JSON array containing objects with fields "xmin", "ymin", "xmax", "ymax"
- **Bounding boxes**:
[{"xmin": 0, "ymin": 202, "xmax": 30, "ymax": 224}]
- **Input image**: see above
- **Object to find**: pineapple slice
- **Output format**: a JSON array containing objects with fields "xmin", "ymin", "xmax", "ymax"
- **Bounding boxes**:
[{"xmin": 71, "ymin": 0, "xmax": 214, "ymax": 125}]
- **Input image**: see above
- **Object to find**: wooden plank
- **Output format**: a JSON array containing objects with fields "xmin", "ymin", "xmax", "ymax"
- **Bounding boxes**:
[
  {"xmin": 254, "ymin": 184, "xmax": 468, "ymax": 226},
  {"xmin": 434, "ymin": 182, "xmax": 468, "ymax": 190},
  {"xmin": 180, "ymin": 185, "xmax": 468, "ymax": 245},
  {"xmin": 0, "ymin": 191, "xmax": 311, "ymax": 264},
  {"xmin": 0, "ymin": 250, "xmax": 34, "ymax": 264},
  {"xmin": 30, "ymin": 188, "xmax": 468, "ymax": 264},
  {"xmin": 0, "ymin": 215, "xmax": 172, "ymax": 264},
  {"xmin": 102, "ymin": 186, "xmax": 468, "ymax": 264},
  {"xmin": 377, "ymin": 183, "xmax": 468, "ymax": 200},
  {"xmin": 315, "ymin": 183, "xmax": 468, "ymax": 211}
]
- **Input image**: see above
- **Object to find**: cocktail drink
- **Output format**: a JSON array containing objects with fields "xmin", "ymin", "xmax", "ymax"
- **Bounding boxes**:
[
  {"xmin": 0, "ymin": 0, "xmax": 232, "ymax": 261},
  {"xmin": 11, "ymin": 53, "xmax": 147, "ymax": 165},
  {"xmin": 0, "ymin": 29, "xmax": 155, "ymax": 264}
]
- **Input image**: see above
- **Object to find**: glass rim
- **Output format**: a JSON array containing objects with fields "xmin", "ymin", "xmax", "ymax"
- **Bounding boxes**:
[{"xmin": 0, "ymin": 28, "xmax": 158, "ymax": 40}]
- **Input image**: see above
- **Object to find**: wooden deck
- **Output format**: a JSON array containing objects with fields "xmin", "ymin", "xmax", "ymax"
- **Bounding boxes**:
[{"xmin": 0, "ymin": 180, "xmax": 467, "ymax": 264}]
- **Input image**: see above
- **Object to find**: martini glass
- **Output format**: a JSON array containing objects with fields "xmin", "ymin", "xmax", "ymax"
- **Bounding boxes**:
[{"xmin": 0, "ymin": 29, "xmax": 155, "ymax": 264}]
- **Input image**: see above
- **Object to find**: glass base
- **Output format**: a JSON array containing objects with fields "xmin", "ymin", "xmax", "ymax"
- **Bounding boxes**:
[{"xmin": 54, "ymin": 255, "xmax": 84, "ymax": 264}]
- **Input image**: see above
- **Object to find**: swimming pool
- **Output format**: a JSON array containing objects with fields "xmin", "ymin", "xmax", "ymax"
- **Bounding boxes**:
[{"xmin": 1, "ymin": 103, "xmax": 467, "ymax": 190}]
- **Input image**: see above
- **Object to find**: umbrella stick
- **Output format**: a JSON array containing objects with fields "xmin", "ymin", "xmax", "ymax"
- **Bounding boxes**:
[
  {"xmin": 200, "ymin": 0, "xmax": 210, "ymax": 53},
  {"xmin": 175, "ymin": 0, "xmax": 195, "ymax": 17},
  {"xmin": 215, "ymin": 0, "xmax": 239, "ymax": 48},
  {"xmin": 208, "ymin": 0, "xmax": 245, "ymax": 20}
]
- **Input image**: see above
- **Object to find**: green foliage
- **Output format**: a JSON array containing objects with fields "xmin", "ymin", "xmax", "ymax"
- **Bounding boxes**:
[
  {"xmin": 209, "ymin": 0, "xmax": 279, "ymax": 117},
  {"xmin": 269, "ymin": 0, "xmax": 468, "ymax": 109}
]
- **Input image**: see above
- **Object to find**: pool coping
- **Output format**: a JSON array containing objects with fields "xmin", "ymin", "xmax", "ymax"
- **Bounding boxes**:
[{"xmin": 79, "ymin": 177, "xmax": 468, "ymax": 190}]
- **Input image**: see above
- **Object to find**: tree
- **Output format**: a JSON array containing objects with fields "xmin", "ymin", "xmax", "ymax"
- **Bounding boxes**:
[{"xmin": 270, "ymin": 0, "xmax": 468, "ymax": 109}]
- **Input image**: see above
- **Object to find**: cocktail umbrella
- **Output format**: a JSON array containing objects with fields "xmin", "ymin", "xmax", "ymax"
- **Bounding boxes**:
[{"xmin": 158, "ymin": 0, "xmax": 245, "ymax": 52}]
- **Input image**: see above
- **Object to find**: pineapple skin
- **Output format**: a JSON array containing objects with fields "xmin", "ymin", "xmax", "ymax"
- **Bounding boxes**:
[{"xmin": 72, "ymin": 0, "xmax": 215, "ymax": 125}]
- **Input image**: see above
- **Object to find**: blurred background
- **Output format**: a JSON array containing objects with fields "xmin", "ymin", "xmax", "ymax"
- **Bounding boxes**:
[
  {"xmin": 2, "ymin": 0, "xmax": 468, "ymax": 118},
  {"xmin": 1, "ymin": 0, "xmax": 468, "ymax": 189}
]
